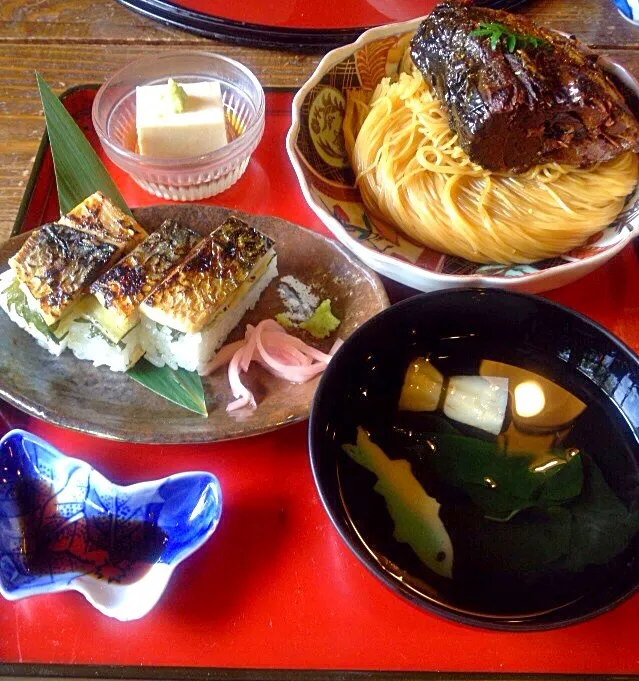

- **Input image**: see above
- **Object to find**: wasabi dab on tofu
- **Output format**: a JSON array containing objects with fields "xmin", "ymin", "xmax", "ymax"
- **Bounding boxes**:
[
  {"xmin": 276, "ymin": 298, "xmax": 340, "ymax": 339},
  {"xmin": 164, "ymin": 78, "xmax": 189, "ymax": 114},
  {"xmin": 342, "ymin": 427, "xmax": 453, "ymax": 579}
]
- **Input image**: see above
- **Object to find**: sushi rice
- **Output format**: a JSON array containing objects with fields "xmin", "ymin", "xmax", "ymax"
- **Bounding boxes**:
[
  {"xmin": 67, "ymin": 319, "xmax": 144, "ymax": 372},
  {"xmin": 142, "ymin": 256, "xmax": 278, "ymax": 374}
]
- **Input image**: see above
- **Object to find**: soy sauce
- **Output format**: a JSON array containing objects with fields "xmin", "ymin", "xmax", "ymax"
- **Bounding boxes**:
[{"xmin": 17, "ymin": 478, "xmax": 167, "ymax": 584}]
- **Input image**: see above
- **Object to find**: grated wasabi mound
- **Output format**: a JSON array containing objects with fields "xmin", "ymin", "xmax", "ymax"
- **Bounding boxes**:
[
  {"xmin": 164, "ymin": 78, "xmax": 188, "ymax": 114},
  {"xmin": 299, "ymin": 299, "xmax": 340, "ymax": 339},
  {"xmin": 274, "ymin": 312, "xmax": 295, "ymax": 329}
]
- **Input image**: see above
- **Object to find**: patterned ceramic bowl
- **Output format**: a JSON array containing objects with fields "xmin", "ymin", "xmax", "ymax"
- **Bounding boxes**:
[
  {"xmin": 614, "ymin": 0, "xmax": 639, "ymax": 26},
  {"xmin": 286, "ymin": 18, "xmax": 639, "ymax": 293},
  {"xmin": 0, "ymin": 430, "xmax": 222, "ymax": 621}
]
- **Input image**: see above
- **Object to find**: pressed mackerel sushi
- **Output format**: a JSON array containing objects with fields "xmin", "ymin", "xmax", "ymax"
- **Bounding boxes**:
[
  {"xmin": 58, "ymin": 191, "xmax": 146, "ymax": 249},
  {"xmin": 67, "ymin": 219, "xmax": 202, "ymax": 372},
  {"xmin": 140, "ymin": 217, "xmax": 277, "ymax": 374},
  {"xmin": 1, "ymin": 193, "xmax": 147, "ymax": 355},
  {"xmin": 88, "ymin": 218, "xmax": 202, "ymax": 340},
  {"xmin": 0, "ymin": 268, "xmax": 66, "ymax": 355},
  {"xmin": 8, "ymin": 223, "xmax": 118, "ymax": 327}
]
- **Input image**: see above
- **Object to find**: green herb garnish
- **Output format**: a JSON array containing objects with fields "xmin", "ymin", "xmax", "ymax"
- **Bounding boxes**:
[
  {"xmin": 4, "ymin": 279, "xmax": 59, "ymax": 343},
  {"xmin": 470, "ymin": 21, "xmax": 547, "ymax": 52},
  {"xmin": 408, "ymin": 431, "xmax": 584, "ymax": 521},
  {"xmin": 455, "ymin": 454, "xmax": 639, "ymax": 577},
  {"xmin": 387, "ymin": 424, "xmax": 639, "ymax": 577}
]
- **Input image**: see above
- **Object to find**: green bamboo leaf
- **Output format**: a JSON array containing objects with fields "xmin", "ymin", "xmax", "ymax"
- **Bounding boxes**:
[
  {"xmin": 36, "ymin": 73, "xmax": 208, "ymax": 417},
  {"xmin": 36, "ymin": 73, "xmax": 131, "ymax": 217},
  {"xmin": 128, "ymin": 359, "xmax": 208, "ymax": 416}
]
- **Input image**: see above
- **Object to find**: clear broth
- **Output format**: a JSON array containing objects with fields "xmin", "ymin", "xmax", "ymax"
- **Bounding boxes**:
[{"xmin": 338, "ymin": 338, "xmax": 639, "ymax": 618}]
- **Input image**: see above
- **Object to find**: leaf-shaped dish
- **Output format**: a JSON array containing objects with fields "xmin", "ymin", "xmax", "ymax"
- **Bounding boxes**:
[
  {"xmin": 0, "ymin": 205, "xmax": 389, "ymax": 443},
  {"xmin": 0, "ymin": 429, "xmax": 222, "ymax": 621}
]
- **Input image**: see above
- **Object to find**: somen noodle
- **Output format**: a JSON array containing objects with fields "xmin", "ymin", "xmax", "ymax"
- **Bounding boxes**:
[{"xmin": 345, "ymin": 69, "xmax": 639, "ymax": 264}]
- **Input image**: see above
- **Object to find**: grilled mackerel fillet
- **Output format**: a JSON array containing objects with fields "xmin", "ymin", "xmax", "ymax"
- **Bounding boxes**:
[
  {"xmin": 140, "ymin": 217, "xmax": 275, "ymax": 334},
  {"xmin": 7, "ymin": 193, "xmax": 147, "ymax": 328},
  {"xmin": 86, "ymin": 219, "xmax": 203, "ymax": 342},
  {"xmin": 58, "ymin": 191, "xmax": 147, "ymax": 249},
  {"xmin": 8, "ymin": 223, "xmax": 120, "ymax": 327}
]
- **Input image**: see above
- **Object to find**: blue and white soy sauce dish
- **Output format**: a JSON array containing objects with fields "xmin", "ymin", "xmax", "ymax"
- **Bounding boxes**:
[
  {"xmin": 615, "ymin": 0, "xmax": 639, "ymax": 25},
  {"xmin": 0, "ymin": 429, "xmax": 222, "ymax": 621}
]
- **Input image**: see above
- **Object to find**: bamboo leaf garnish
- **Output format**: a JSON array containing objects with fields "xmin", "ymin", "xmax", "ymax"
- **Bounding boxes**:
[
  {"xmin": 36, "ymin": 73, "xmax": 132, "ymax": 217},
  {"xmin": 470, "ymin": 22, "xmax": 547, "ymax": 53},
  {"xmin": 36, "ymin": 73, "xmax": 208, "ymax": 417},
  {"xmin": 127, "ymin": 359, "xmax": 208, "ymax": 417}
]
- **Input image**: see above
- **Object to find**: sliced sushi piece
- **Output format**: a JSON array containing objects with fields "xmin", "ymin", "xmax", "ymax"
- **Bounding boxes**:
[
  {"xmin": 0, "ymin": 268, "xmax": 66, "ymax": 356},
  {"xmin": 1, "ymin": 194, "xmax": 147, "ymax": 356},
  {"xmin": 67, "ymin": 219, "xmax": 202, "ymax": 372},
  {"xmin": 66, "ymin": 320, "xmax": 145, "ymax": 373},
  {"xmin": 3, "ymin": 223, "xmax": 119, "ymax": 355},
  {"xmin": 58, "ymin": 191, "xmax": 146, "ymax": 250},
  {"xmin": 140, "ymin": 217, "xmax": 278, "ymax": 375},
  {"xmin": 8, "ymin": 223, "xmax": 118, "ymax": 327}
]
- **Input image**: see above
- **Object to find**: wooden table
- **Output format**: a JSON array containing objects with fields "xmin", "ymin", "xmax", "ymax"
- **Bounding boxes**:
[{"xmin": 0, "ymin": 0, "xmax": 637, "ymax": 244}]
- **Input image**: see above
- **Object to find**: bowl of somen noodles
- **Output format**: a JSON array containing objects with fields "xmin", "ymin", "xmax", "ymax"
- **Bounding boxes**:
[{"xmin": 286, "ymin": 3, "xmax": 639, "ymax": 293}]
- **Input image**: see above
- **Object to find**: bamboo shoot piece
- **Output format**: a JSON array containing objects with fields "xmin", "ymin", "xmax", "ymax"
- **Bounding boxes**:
[
  {"xmin": 443, "ymin": 376, "xmax": 508, "ymax": 436},
  {"xmin": 398, "ymin": 358, "xmax": 444, "ymax": 412}
]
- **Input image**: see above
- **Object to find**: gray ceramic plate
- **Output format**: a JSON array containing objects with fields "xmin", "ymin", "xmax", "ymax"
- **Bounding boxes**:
[{"xmin": 0, "ymin": 205, "xmax": 389, "ymax": 443}]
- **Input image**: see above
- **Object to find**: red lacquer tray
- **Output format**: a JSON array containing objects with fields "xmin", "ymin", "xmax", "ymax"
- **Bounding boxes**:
[{"xmin": 2, "ymin": 85, "xmax": 639, "ymax": 680}]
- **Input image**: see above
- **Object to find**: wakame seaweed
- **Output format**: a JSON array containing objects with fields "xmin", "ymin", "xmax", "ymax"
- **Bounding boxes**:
[
  {"xmin": 390, "ymin": 429, "xmax": 584, "ymax": 520},
  {"xmin": 375, "ymin": 427, "xmax": 639, "ymax": 577}
]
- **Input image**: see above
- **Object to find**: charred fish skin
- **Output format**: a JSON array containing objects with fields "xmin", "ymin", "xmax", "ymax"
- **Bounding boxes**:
[
  {"xmin": 8, "ymin": 223, "xmax": 117, "ymax": 326},
  {"xmin": 141, "ymin": 218, "xmax": 275, "ymax": 334},
  {"xmin": 90, "ymin": 219, "xmax": 202, "ymax": 319},
  {"xmin": 410, "ymin": 0, "xmax": 639, "ymax": 171},
  {"xmin": 58, "ymin": 191, "xmax": 147, "ymax": 249},
  {"xmin": 212, "ymin": 216, "xmax": 275, "ymax": 260}
]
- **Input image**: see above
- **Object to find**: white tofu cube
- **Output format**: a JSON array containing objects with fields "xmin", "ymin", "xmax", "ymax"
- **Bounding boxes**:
[{"xmin": 135, "ymin": 80, "xmax": 228, "ymax": 158}]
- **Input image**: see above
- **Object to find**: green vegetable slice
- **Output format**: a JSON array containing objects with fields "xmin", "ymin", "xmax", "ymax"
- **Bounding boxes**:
[
  {"xmin": 392, "ymin": 430, "xmax": 583, "ymax": 520},
  {"xmin": 343, "ymin": 427, "xmax": 453, "ymax": 578},
  {"xmin": 4, "ymin": 279, "xmax": 59, "ymax": 343}
]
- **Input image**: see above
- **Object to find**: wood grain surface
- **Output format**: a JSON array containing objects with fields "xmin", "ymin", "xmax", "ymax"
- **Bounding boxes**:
[{"xmin": 0, "ymin": 0, "xmax": 637, "ymax": 241}]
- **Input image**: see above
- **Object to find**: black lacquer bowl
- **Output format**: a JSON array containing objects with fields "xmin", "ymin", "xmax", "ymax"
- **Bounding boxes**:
[{"xmin": 309, "ymin": 290, "xmax": 639, "ymax": 630}]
